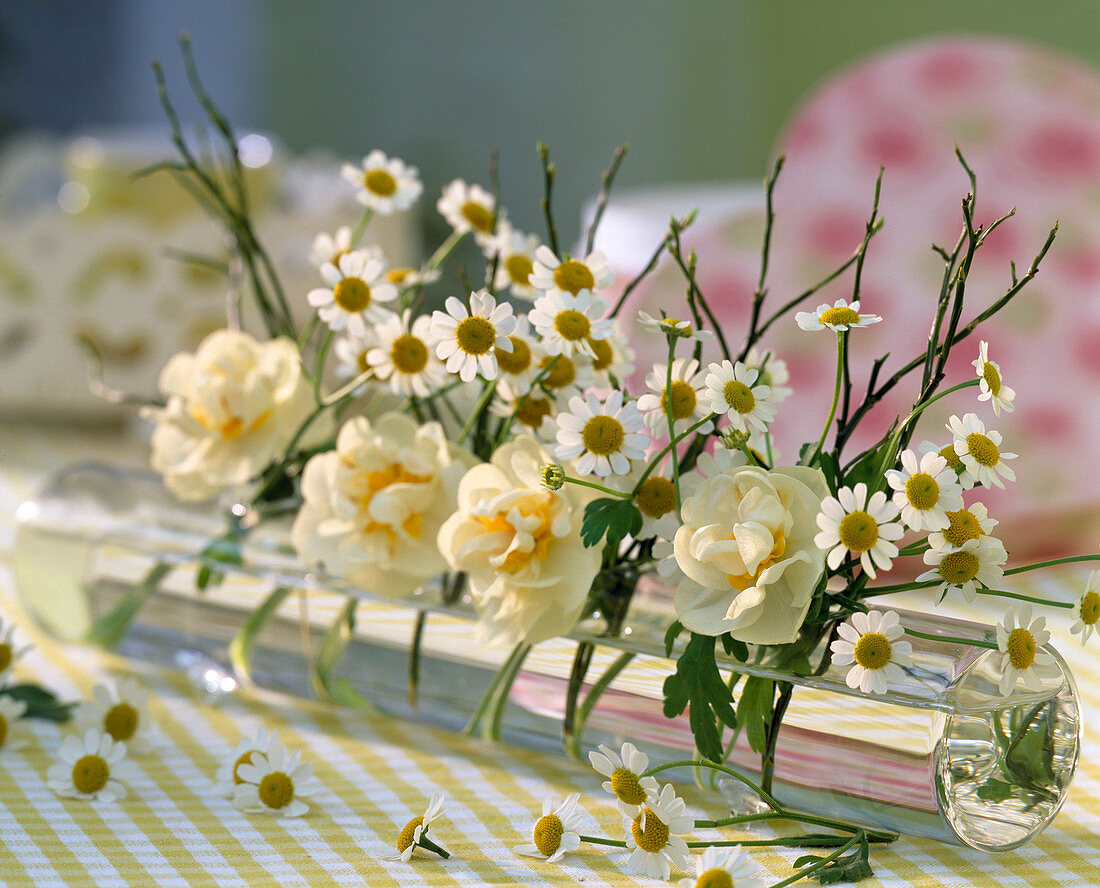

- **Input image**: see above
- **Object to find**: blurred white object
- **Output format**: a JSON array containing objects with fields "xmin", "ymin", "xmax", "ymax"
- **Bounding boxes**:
[{"xmin": 0, "ymin": 129, "xmax": 418, "ymax": 419}]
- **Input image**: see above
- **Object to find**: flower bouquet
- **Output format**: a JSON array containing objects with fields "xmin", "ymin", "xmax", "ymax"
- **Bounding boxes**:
[{"xmin": 18, "ymin": 40, "xmax": 1098, "ymax": 883}]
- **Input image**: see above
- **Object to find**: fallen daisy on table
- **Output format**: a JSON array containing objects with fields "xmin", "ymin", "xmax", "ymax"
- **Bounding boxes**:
[
  {"xmin": 47, "ymin": 728, "xmax": 135, "ymax": 802},
  {"xmin": 74, "ymin": 678, "xmax": 151, "ymax": 751},
  {"xmin": 830, "ymin": 610, "xmax": 914, "ymax": 695},
  {"xmin": 516, "ymin": 793, "xmax": 583, "ymax": 863},
  {"xmin": 232, "ymin": 735, "xmax": 321, "ymax": 817},
  {"xmin": 213, "ymin": 726, "xmax": 278, "ymax": 797},
  {"xmin": 393, "ymin": 792, "xmax": 450, "ymax": 861},
  {"xmin": 0, "ymin": 696, "xmax": 29, "ymax": 751},
  {"xmin": 622, "ymin": 782, "xmax": 693, "ymax": 880},
  {"xmin": 678, "ymin": 845, "xmax": 766, "ymax": 888},
  {"xmin": 589, "ymin": 741, "xmax": 660, "ymax": 816}
]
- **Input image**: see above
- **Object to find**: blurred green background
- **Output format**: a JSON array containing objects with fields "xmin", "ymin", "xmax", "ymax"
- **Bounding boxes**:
[{"xmin": 2, "ymin": 0, "xmax": 1100, "ymax": 236}]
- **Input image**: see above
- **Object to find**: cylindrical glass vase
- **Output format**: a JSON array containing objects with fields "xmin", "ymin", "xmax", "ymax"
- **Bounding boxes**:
[{"xmin": 14, "ymin": 462, "xmax": 1081, "ymax": 851}]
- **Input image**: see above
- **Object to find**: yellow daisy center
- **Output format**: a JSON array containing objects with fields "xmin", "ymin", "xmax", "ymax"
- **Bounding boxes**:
[
  {"xmin": 942, "ymin": 508, "xmax": 982, "ymax": 547},
  {"xmin": 697, "ymin": 869, "xmax": 735, "ymax": 888},
  {"xmin": 455, "ymin": 316, "xmax": 496, "ymax": 355},
  {"xmin": 333, "ymin": 276, "xmax": 372, "ymax": 313},
  {"xmin": 390, "ymin": 334, "xmax": 428, "ymax": 374},
  {"xmin": 540, "ymin": 355, "xmax": 576, "ymax": 389},
  {"xmin": 838, "ymin": 510, "xmax": 879, "ymax": 552},
  {"xmin": 661, "ymin": 381, "xmax": 698, "ymax": 420},
  {"xmin": 589, "ymin": 337, "xmax": 613, "ymax": 371},
  {"xmin": 357, "ymin": 351, "xmax": 373, "ymax": 375},
  {"xmin": 72, "ymin": 754, "xmax": 109, "ymax": 795},
  {"xmin": 232, "ymin": 750, "xmax": 258, "ymax": 784},
  {"xmin": 553, "ymin": 309, "xmax": 591, "ymax": 341},
  {"xmin": 632, "ymin": 807, "xmax": 670, "ymax": 853},
  {"xmin": 982, "ymin": 361, "xmax": 1002, "ymax": 396},
  {"xmin": 1080, "ymin": 591, "xmax": 1100, "ymax": 626},
  {"xmin": 610, "ymin": 767, "xmax": 648, "ymax": 806},
  {"xmin": 635, "ymin": 477, "xmax": 677, "ymax": 519},
  {"xmin": 0, "ymin": 713, "xmax": 7, "ymax": 748},
  {"xmin": 0, "ymin": 643, "xmax": 10, "ymax": 672},
  {"xmin": 938, "ymin": 550, "xmax": 980, "ymax": 585},
  {"xmin": 533, "ymin": 813, "xmax": 564, "ymax": 856},
  {"xmin": 496, "ymin": 336, "xmax": 532, "ymax": 374},
  {"xmin": 397, "ymin": 815, "xmax": 423, "ymax": 852},
  {"xmin": 364, "ymin": 168, "xmax": 397, "ymax": 196},
  {"xmin": 965, "ymin": 433, "xmax": 1000, "ymax": 467},
  {"xmin": 461, "ymin": 201, "xmax": 494, "ymax": 233},
  {"xmin": 553, "ymin": 260, "xmax": 595, "ymax": 294},
  {"xmin": 385, "ymin": 266, "xmax": 415, "ymax": 284},
  {"xmin": 853, "ymin": 632, "xmax": 893, "ymax": 670},
  {"xmin": 103, "ymin": 702, "xmax": 138, "ymax": 742},
  {"xmin": 905, "ymin": 472, "xmax": 940, "ymax": 510},
  {"xmin": 723, "ymin": 379, "xmax": 755, "ymax": 414},
  {"xmin": 257, "ymin": 771, "xmax": 295, "ymax": 810},
  {"xmin": 505, "ymin": 254, "xmax": 533, "ymax": 286},
  {"xmin": 939, "ymin": 445, "xmax": 963, "ymax": 471},
  {"xmin": 1007, "ymin": 627, "xmax": 1036, "ymax": 670},
  {"xmin": 819, "ymin": 306, "xmax": 861, "ymax": 327},
  {"xmin": 582, "ymin": 415, "xmax": 625, "ymax": 457},
  {"xmin": 516, "ymin": 395, "xmax": 552, "ymax": 428}
]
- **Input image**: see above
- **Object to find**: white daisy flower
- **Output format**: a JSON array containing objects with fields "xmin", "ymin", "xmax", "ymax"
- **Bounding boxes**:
[
  {"xmin": 367, "ymin": 310, "xmax": 448, "ymax": 398},
  {"xmin": 309, "ymin": 226, "xmax": 355, "ymax": 269},
  {"xmin": 588, "ymin": 319, "xmax": 635, "ymax": 386},
  {"xmin": 927, "ymin": 502, "xmax": 998, "ymax": 552},
  {"xmin": 622, "ymin": 782, "xmax": 693, "ymax": 880},
  {"xmin": 516, "ymin": 793, "xmax": 583, "ymax": 863},
  {"xmin": 947, "ymin": 413, "xmax": 1017, "ymax": 489},
  {"xmin": 341, "ymin": 149, "xmax": 422, "ymax": 214},
  {"xmin": 634, "ymin": 471, "xmax": 681, "ymax": 540},
  {"xmin": 430, "ymin": 289, "xmax": 517, "ymax": 382},
  {"xmin": 678, "ymin": 845, "xmax": 765, "ymax": 888},
  {"xmin": 394, "ymin": 793, "xmax": 449, "ymax": 861},
  {"xmin": 795, "ymin": 298, "xmax": 882, "ymax": 332},
  {"xmin": 73, "ymin": 678, "xmax": 151, "ymax": 751},
  {"xmin": 918, "ymin": 438, "xmax": 967, "ymax": 480},
  {"xmin": 884, "ymin": 449, "xmax": 964, "ymax": 532},
  {"xmin": 1071, "ymin": 571, "xmax": 1100, "ymax": 644},
  {"xmin": 589, "ymin": 741, "xmax": 660, "ymax": 817},
  {"xmin": 744, "ymin": 347, "xmax": 792, "ymax": 404},
  {"xmin": 213, "ymin": 727, "xmax": 278, "ymax": 797},
  {"xmin": 232, "ymin": 737, "xmax": 322, "ymax": 818},
  {"xmin": 814, "ymin": 483, "xmax": 904, "ymax": 579},
  {"xmin": 491, "ymin": 223, "xmax": 542, "ymax": 300},
  {"xmin": 490, "ymin": 381, "xmax": 561, "ymax": 441},
  {"xmin": 555, "ymin": 390, "xmax": 649, "ymax": 477},
  {"xmin": 527, "ymin": 289, "xmax": 614, "ymax": 358},
  {"xmin": 995, "ymin": 607, "xmax": 1058, "ymax": 696},
  {"xmin": 531, "ymin": 347, "xmax": 596, "ymax": 397},
  {"xmin": 703, "ymin": 359, "xmax": 776, "ymax": 434},
  {"xmin": 333, "ymin": 324, "xmax": 381, "ymax": 385},
  {"xmin": 973, "ymin": 340, "xmax": 1016, "ymax": 417},
  {"xmin": 488, "ymin": 315, "xmax": 540, "ymax": 395},
  {"xmin": 637, "ymin": 310, "xmax": 713, "ymax": 343},
  {"xmin": 383, "ymin": 264, "xmax": 442, "ymax": 289},
  {"xmin": 0, "ymin": 696, "xmax": 29, "ymax": 751},
  {"xmin": 0, "ymin": 618, "xmax": 30, "ymax": 685},
  {"xmin": 637, "ymin": 359, "xmax": 714, "ymax": 437},
  {"xmin": 529, "ymin": 245, "xmax": 614, "ymax": 297},
  {"xmin": 308, "ymin": 250, "xmax": 398, "ymax": 336},
  {"xmin": 437, "ymin": 179, "xmax": 499, "ymax": 249},
  {"xmin": 830, "ymin": 610, "xmax": 914, "ymax": 695},
  {"xmin": 917, "ymin": 535, "xmax": 1008, "ymax": 603},
  {"xmin": 47, "ymin": 729, "xmax": 135, "ymax": 802}
]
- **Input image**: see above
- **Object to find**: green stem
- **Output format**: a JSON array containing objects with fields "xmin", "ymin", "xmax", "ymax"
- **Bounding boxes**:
[
  {"xmin": 564, "ymin": 650, "xmax": 636, "ymax": 760},
  {"xmin": 904, "ymin": 628, "xmax": 997, "ymax": 650},
  {"xmin": 408, "ymin": 610, "xmax": 427, "ymax": 708},
  {"xmin": 425, "ymin": 229, "xmax": 466, "ymax": 271},
  {"xmin": 561, "ymin": 475, "xmax": 632, "ymax": 498},
  {"xmin": 579, "ymin": 835, "xmax": 628, "ymax": 848},
  {"xmin": 767, "ymin": 834, "xmax": 861, "ymax": 888},
  {"xmin": 642, "ymin": 759, "xmax": 783, "ymax": 812},
  {"xmin": 86, "ymin": 562, "xmax": 173, "ymax": 649},
  {"xmin": 464, "ymin": 642, "xmax": 531, "ymax": 741},
  {"xmin": 456, "ymin": 378, "xmax": 498, "ymax": 446},
  {"xmin": 805, "ymin": 332, "xmax": 845, "ymax": 466},
  {"xmin": 350, "ymin": 207, "xmax": 374, "ymax": 247},
  {"xmin": 1004, "ymin": 553, "xmax": 1100, "ymax": 576},
  {"xmin": 630, "ymin": 413, "xmax": 715, "ymax": 496},
  {"xmin": 415, "ymin": 833, "xmax": 450, "ymax": 859},
  {"xmin": 694, "ymin": 809, "xmax": 892, "ymax": 840},
  {"xmin": 975, "ymin": 588, "xmax": 1074, "ymax": 609}
]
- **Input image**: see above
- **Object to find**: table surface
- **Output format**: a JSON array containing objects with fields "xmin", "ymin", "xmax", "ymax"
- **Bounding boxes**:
[{"xmin": 0, "ymin": 422, "xmax": 1098, "ymax": 888}]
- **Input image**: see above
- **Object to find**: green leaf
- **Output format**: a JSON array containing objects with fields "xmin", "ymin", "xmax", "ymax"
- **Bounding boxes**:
[
  {"xmin": 798, "ymin": 832, "xmax": 876, "ymax": 884},
  {"xmin": 228, "ymin": 586, "xmax": 291, "ymax": 684},
  {"xmin": 662, "ymin": 633, "xmax": 739, "ymax": 762},
  {"xmin": 719, "ymin": 632, "xmax": 749, "ymax": 662},
  {"xmin": 580, "ymin": 497, "xmax": 642, "ymax": 549},
  {"xmin": 976, "ymin": 778, "xmax": 1016, "ymax": 802},
  {"xmin": 197, "ymin": 533, "xmax": 243, "ymax": 591},
  {"xmin": 737, "ymin": 676, "xmax": 774, "ymax": 755},
  {"xmin": 664, "ymin": 620, "xmax": 684, "ymax": 657},
  {"xmin": 0, "ymin": 684, "xmax": 74, "ymax": 722}
]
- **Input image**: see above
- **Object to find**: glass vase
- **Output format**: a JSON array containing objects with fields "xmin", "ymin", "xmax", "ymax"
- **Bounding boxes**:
[{"xmin": 14, "ymin": 461, "xmax": 1080, "ymax": 852}]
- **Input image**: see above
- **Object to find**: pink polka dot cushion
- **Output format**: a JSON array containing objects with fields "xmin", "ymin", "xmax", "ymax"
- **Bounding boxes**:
[{"xmin": 610, "ymin": 37, "xmax": 1100, "ymax": 558}]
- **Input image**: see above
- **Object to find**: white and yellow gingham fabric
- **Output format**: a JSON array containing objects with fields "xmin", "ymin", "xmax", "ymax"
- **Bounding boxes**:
[{"xmin": 1, "ymin": 423, "xmax": 1099, "ymax": 887}]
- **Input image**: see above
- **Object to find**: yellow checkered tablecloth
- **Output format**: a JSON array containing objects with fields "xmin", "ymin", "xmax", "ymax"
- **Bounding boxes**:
[{"xmin": 1, "ymin": 422, "xmax": 1099, "ymax": 888}]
